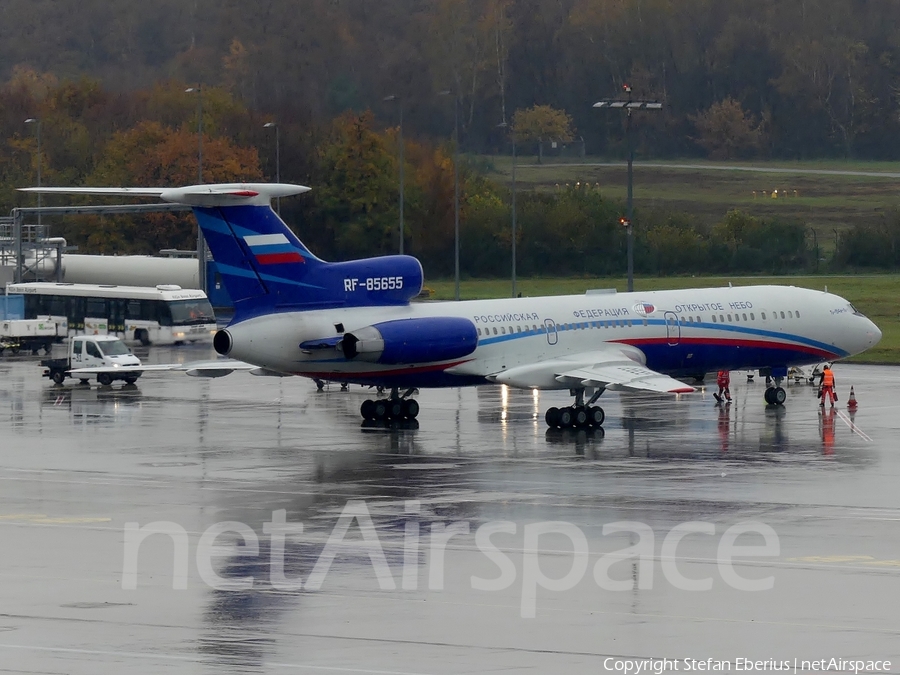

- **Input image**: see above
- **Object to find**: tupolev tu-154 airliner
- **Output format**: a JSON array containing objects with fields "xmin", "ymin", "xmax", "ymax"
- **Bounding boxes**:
[{"xmin": 21, "ymin": 183, "xmax": 882, "ymax": 428}]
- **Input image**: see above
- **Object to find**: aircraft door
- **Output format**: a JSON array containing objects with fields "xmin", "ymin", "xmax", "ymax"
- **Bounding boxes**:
[
  {"xmin": 544, "ymin": 318, "xmax": 558, "ymax": 345},
  {"xmin": 665, "ymin": 311, "xmax": 680, "ymax": 346}
]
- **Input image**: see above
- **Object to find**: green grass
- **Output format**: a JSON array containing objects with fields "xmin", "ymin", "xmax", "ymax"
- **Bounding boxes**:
[
  {"xmin": 482, "ymin": 157, "xmax": 900, "ymax": 244},
  {"xmin": 423, "ymin": 274, "xmax": 899, "ymax": 364}
]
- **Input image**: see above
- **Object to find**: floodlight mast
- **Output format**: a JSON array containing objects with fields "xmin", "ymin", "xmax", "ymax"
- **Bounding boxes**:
[{"xmin": 593, "ymin": 87, "xmax": 663, "ymax": 292}]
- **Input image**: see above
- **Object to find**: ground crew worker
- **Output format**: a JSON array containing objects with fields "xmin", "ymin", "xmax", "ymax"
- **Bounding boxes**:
[
  {"xmin": 714, "ymin": 369, "xmax": 731, "ymax": 403},
  {"xmin": 818, "ymin": 363, "xmax": 837, "ymax": 407}
]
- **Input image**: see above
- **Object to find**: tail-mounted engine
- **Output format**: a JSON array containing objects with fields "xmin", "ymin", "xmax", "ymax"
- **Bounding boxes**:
[{"xmin": 341, "ymin": 317, "xmax": 477, "ymax": 365}]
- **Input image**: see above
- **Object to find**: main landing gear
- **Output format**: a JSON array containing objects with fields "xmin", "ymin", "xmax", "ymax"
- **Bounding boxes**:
[
  {"xmin": 360, "ymin": 387, "xmax": 420, "ymax": 422},
  {"xmin": 545, "ymin": 387, "xmax": 605, "ymax": 429},
  {"xmin": 764, "ymin": 375, "xmax": 787, "ymax": 406}
]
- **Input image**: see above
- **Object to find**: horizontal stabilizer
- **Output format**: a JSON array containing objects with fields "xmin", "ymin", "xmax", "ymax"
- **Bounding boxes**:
[{"xmin": 19, "ymin": 183, "xmax": 310, "ymax": 207}]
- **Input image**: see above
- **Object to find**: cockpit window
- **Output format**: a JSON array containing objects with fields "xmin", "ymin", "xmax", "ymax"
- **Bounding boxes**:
[{"xmin": 849, "ymin": 303, "xmax": 865, "ymax": 317}]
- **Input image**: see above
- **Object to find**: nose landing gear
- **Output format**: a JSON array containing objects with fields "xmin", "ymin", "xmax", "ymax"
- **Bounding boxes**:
[
  {"xmin": 764, "ymin": 376, "xmax": 787, "ymax": 405},
  {"xmin": 545, "ymin": 387, "xmax": 605, "ymax": 428}
]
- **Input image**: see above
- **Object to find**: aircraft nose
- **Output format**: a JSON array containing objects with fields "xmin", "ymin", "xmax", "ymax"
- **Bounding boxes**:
[{"xmin": 869, "ymin": 321, "xmax": 883, "ymax": 346}]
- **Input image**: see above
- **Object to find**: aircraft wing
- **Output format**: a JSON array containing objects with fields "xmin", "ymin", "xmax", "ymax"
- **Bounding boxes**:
[
  {"xmin": 68, "ymin": 359, "xmax": 262, "ymax": 378},
  {"xmin": 553, "ymin": 362, "xmax": 695, "ymax": 394},
  {"xmin": 484, "ymin": 347, "xmax": 695, "ymax": 394}
]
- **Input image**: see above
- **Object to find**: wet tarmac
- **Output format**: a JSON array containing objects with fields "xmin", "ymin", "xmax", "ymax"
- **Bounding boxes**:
[{"xmin": 1, "ymin": 344, "xmax": 899, "ymax": 673}]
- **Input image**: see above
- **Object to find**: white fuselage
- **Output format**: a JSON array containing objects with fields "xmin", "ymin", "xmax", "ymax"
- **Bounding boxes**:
[{"xmin": 222, "ymin": 285, "xmax": 881, "ymax": 389}]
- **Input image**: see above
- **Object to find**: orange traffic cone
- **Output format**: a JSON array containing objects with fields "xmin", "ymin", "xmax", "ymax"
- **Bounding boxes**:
[{"xmin": 847, "ymin": 386, "xmax": 858, "ymax": 410}]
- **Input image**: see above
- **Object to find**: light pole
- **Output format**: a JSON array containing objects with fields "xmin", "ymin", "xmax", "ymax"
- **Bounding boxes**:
[
  {"xmin": 185, "ymin": 86, "xmax": 207, "ymax": 294},
  {"xmin": 264, "ymin": 122, "xmax": 281, "ymax": 215},
  {"xmin": 24, "ymin": 118, "xmax": 41, "ymax": 228},
  {"xmin": 593, "ymin": 87, "xmax": 662, "ymax": 292},
  {"xmin": 185, "ymin": 86, "xmax": 203, "ymax": 182},
  {"xmin": 438, "ymin": 91, "xmax": 461, "ymax": 300},
  {"xmin": 383, "ymin": 95, "xmax": 405, "ymax": 254},
  {"xmin": 808, "ymin": 227, "xmax": 819, "ymax": 273},
  {"xmin": 498, "ymin": 122, "xmax": 517, "ymax": 298}
]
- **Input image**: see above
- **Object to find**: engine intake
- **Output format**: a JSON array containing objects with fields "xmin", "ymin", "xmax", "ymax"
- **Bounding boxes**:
[
  {"xmin": 213, "ymin": 329, "xmax": 233, "ymax": 355},
  {"xmin": 341, "ymin": 317, "xmax": 477, "ymax": 364}
]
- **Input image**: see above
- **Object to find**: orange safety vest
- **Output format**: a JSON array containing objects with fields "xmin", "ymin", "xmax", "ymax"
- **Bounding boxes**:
[{"xmin": 822, "ymin": 369, "xmax": 834, "ymax": 387}]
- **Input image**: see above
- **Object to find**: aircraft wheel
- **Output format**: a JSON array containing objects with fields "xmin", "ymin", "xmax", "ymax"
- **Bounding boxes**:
[
  {"xmin": 773, "ymin": 387, "xmax": 787, "ymax": 405},
  {"xmin": 764, "ymin": 388, "xmax": 775, "ymax": 405},
  {"xmin": 574, "ymin": 406, "xmax": 589, "ymax": 427},
  {"xmin": 558, "ymin": 407, "xmax": 575, "ymax": 428},
  {"xmin": 373, "ymin": 399, "xmax": 388, "ymax": 420},
  {"xmin": 361, "ymin": 399, "xmax": 375, "ymax": 419},
  {"xmin": 545, "ymin": 407, "xmax": 561, "ymax": 427},
  {"xmin": 388, "ymin": 399, "xmax": 404, "ymax": 419},
  {"xmin": 588, "ymin": 406, "xmax": 605, "ymax": 427},
  {"xmin": 402, "ymin": 398, "xmax": 419, "ymax": 419}
]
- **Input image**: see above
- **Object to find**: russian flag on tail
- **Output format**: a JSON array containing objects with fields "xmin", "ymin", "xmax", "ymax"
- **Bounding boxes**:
[{"xmin": 243, "ymin": 233, "xmax": 306, "ymax": 265}]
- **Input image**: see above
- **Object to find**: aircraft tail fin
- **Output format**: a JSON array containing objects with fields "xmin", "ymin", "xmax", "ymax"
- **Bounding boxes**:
[{"xmin": 19, "ymin": 183, "xmax": 424, "ymax": 317}]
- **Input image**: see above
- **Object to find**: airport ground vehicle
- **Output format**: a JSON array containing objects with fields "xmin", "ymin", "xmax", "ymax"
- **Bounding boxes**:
[
  {"xmin": 5, "ymin": 282, "xmax": 216, "ymax": 346},
  {"xmin": 41, "ymin": 335, "xmax": 143, "ymax": 386},
  {"xmin": 0, "ymin": 318, "xmax": 66, "ymax": 355}
]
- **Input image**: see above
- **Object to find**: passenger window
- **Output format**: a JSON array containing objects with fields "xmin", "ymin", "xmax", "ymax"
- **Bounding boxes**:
[
  {"xmin": 643, "ymin": 318, "xmax": 648, "ymax": 326},
  {"xmin": 742, "ymin": 313, "xmax": 747, "ymax": 321},
  {"xmin": 762, "ymin": 312, "xmax": 766, "ymax": 320},
  {"xmin": 627, "ymin": 320, "xmax": 632, "ymax": 327},
  {"xmin": 680, "ymin": 316, "xmax": 685, "ymax": 324},
  {"xmin": 517, "ymin": 326, "xmax": 522, "ymax": 333},
  {"xmin": 788, "ymin": 311, "xmax": 793, "ymax": 318},
  {"xmin": 492, "ymin": 327, "xmax": 498, "ymax": 335},
  {"xmin": 727, "ymin": 314, "xmax": 732, "ymax": 322},
  {"xmin": 780, "ymin": 311, "xmax": 785, "ymax": 319},
  {"xmin": 796, "ymin": 310, "xmax": 801, "ymax": 318},
  {"xmin": 720, "ymin": 314, "xmax": 725, "ymax": 322},
  {"xmin": 712, "ymin": 315, "xmax": 717, "ymax": 323},
  {"xmin": 477, "ymin": 328, "xmax": 482, "ymax": 336},
  {"xmin": 508, "ymin": 326, "xmax": 513, "ymax": 334},
  {"xmin": 750, "ymin": 313, "xmax": 755, "ymax": 320}
]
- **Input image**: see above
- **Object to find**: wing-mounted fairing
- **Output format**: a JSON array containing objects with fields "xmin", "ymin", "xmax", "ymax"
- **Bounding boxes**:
[{"xmin": 485, "ymin": 344, "xmax": 694, "ymax": 394}]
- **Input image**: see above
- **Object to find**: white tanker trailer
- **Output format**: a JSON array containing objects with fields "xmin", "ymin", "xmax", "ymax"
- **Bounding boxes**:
[{"xmin": 23, "ymin": 254, "xmax": 200, "ymax": 288}]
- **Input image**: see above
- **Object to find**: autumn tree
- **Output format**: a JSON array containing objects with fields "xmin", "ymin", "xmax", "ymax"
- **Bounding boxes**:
[
  {"xmin": 307, "ymin": 111, "xmax": 401, "ymax": 259},
  {"xmin": 67, "ymin": 121, "xmax": 263, "ymax": 254},
  {"xmin": 690, "ymin": 98, "xmax": 765, "ymax": 160},
  {"xmin": 511, "ymin": 105, "xmax": 575, "ymax": 162}
]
